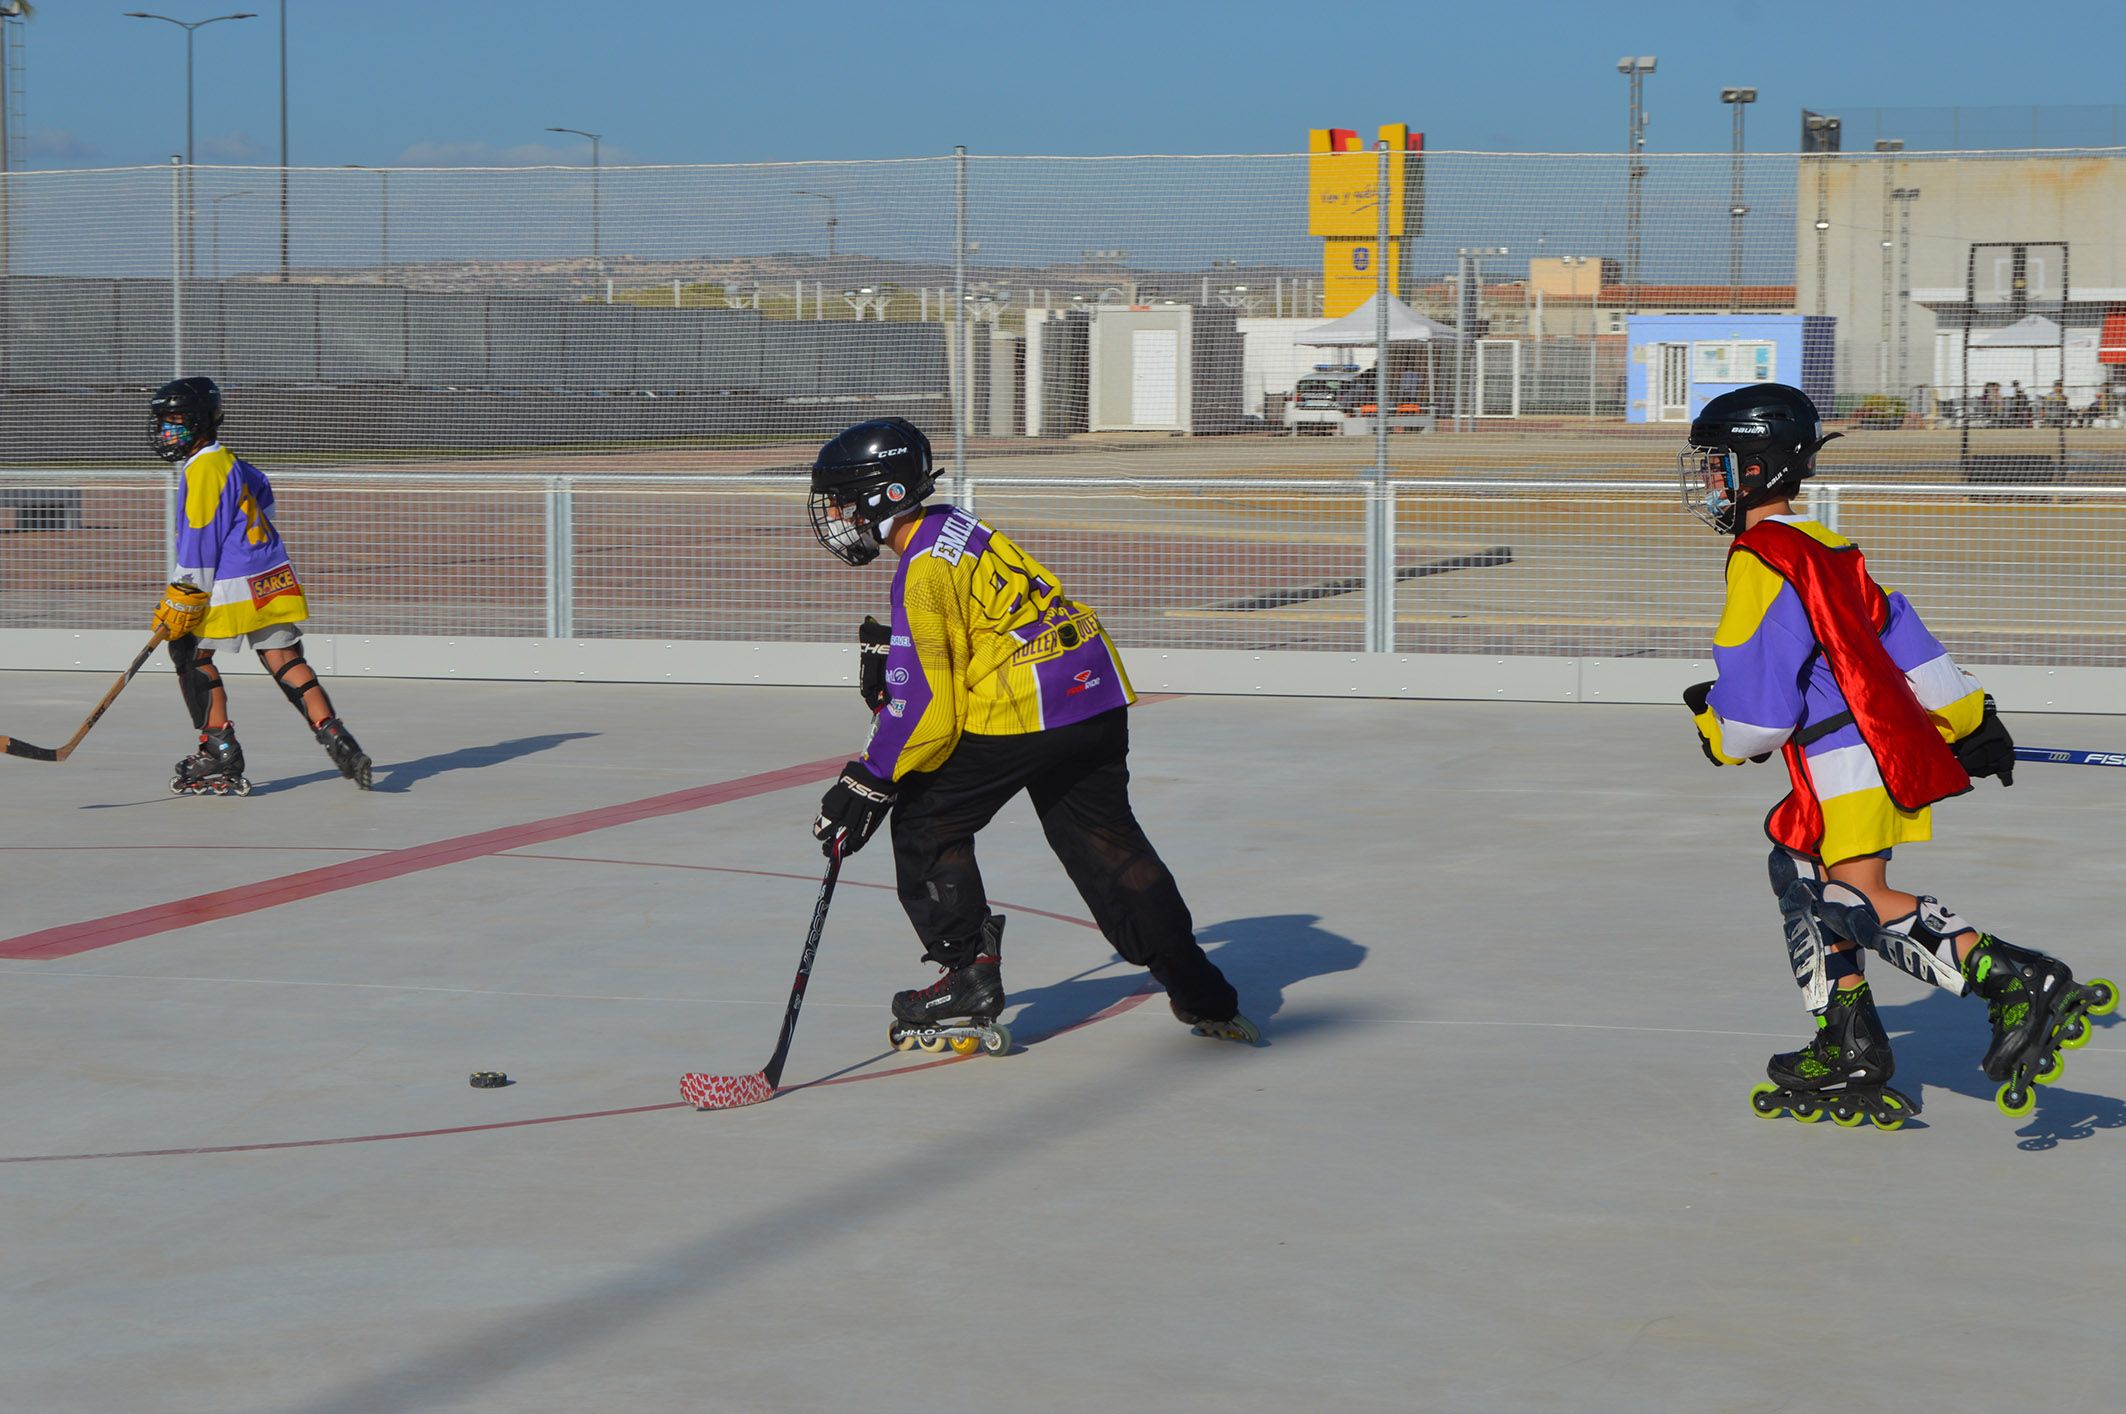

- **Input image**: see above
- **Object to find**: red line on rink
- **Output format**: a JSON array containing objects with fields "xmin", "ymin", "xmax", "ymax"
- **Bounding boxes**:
[{"xmin": 0, "ymin": 756, "xmax": 847, "ymax": 960}]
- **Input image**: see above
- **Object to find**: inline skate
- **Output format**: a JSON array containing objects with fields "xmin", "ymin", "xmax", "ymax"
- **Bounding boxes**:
[
  {"xmin": 1169, "ymin": 999, "xmax": 1262, "ymax": 1044},
  {"xmin": 1750, "ymin": 981, "xmax": 1916, "ymax": 1130},
  {"xmin": 1963, "ymin": 934, "xmax": 2118, "ymax": 1117},
  {"xmin": 888, "ymin": 915, "xmax": 1012, "ymax": 1057},
  {"xmin": 313, "ymin": 715, "xmax": 373, "ymax": 790},
  {"xmin": 170, "ymin": 724, "xmax": 251, "ymax": 797}
]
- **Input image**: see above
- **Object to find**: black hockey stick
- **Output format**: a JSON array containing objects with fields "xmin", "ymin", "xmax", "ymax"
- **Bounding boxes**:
[
  {"xmin": 2014, "ymin": 746, "xmax": 2126, "ymax": 769},
  {"xmin": 680, "ymin": 840, "xmax": 843, "ymax": 1110},
  {"xmin": 1, "ymin": 628, "xmax": 167, "ymax": 764}
]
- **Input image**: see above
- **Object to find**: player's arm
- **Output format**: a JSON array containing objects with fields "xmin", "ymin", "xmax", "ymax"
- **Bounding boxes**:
[
  {"xmin": 858, "ymin": 559, "xmax": 964, "ymax": 782},
  {"xmin": 1688, "ymin": 555, "xmax": 1809, "ymax": 764},
  {"xmin": 1876, "ymin": 586, "xmax": 2011, "ymax": 783}
]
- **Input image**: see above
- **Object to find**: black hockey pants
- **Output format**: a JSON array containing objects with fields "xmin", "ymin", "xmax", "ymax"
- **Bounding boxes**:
[{"xmin": 889, "ymin": 707, "xmax": 1240, "ymax": 1022}]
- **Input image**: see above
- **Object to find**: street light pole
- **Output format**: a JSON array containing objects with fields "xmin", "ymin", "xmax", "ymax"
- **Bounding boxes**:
[
  {"xmin": 1721, "ymin": 87, "xmax": 1756, "ymax": 314},
  {"xmin": 1617, "ymin": 56, "xmax": 1655, "ymax": 311},
  {"xmin": 546, "ymin": 126, "xmax": 603, "ymax": 294},
  {"xmin": 795, "ymin": 189, "xmax": 837, "ymax": 258},
  {"xmin": 126, "ymin": 11, "xmax": 257, "ymax": 279}
]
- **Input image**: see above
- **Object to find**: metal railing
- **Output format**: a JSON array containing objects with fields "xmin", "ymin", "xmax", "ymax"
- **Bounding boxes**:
[{"xmin": 5, "ymin": 470, "xmax": 2122, "ymax": 670}]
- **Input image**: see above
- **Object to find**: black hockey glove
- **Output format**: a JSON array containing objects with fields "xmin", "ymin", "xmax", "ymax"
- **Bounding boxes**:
[
  {"xmin": 858, "ymin": 615, "xmax": 892, "ymax": 712},
  {"xmin": 1953, "ymin": 693, "xmax": 2016, "ymax": 787},
  {"xmin": 813, "ymin": 761, "xmax": 895, "ymax": 857},
  {"xmin": 1682, "ymin": 680, "xmax": 1725, "ymax": 766}
]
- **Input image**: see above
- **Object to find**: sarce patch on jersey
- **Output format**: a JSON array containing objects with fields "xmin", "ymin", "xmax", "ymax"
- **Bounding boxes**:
[{"xmin": 247, "ymin": 563, "xmax": 301, "ymax": 608}]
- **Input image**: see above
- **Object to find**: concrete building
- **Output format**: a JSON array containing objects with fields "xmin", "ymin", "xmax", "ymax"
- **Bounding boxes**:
[{"xmin": 1794, "ymin": 151, "xmax": 2126, "ymax": 409}]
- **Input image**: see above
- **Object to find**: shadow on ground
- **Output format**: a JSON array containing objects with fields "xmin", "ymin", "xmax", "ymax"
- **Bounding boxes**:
[
  {"xmin": 1003, "ymin": 912, "xmax": 1368, "ymax": 1046},
  {"xmin": 248, "ymin": 731, "xmax": 600, "ymax": 797},
  {"xmin": 1878, "ymin": 989, "xmax": 2126, "ymax": 1147}
]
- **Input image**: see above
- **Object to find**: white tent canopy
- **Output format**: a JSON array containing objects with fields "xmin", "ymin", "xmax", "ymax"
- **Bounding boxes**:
[
  {"xmin": 1297, "ymin": 294, "xmax": 1461, "ymax": 346},
  {"xmin": 1971, "ymin": 314, "xmax": 2063, "ymax": 347}
]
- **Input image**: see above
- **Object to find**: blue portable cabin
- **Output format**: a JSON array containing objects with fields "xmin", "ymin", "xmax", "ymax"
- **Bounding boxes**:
[{"xmin": 1625, "ymin": 314, "xmax": 1834, "ymax": 424}]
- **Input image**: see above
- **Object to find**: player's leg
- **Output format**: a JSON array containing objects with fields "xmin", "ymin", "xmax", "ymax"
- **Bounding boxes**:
[
  {"xmin": 1824, "ymin": 853, "xmax": 2115, "ymax": 1114},
  {"xmin": 886, "ymin": 736, "xmax": 1029, "ymax": 1033},
  {"xmin": 260, "ymin": 631, "xmax": 371, "ymax": 789},
  {"xmin": 1025, "ymin": 710, "xmax": 1254, "ymax": 1042},
  {"xmin": 167, "ymin": 637, "xmax": 248, "ymax": 794},
  {"xmin": 1755, "ymin": 849, "xmax": 1911, "ymax": 1126}
]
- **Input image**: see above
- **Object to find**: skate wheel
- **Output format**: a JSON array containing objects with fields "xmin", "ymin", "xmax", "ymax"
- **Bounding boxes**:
[
  {"xmin": 1832, "ymin": 1101, "xmax": 1864, "ymax": 1128},
  {"xmin": 2088, "ymin": 978, "xmax": 2119, "ymax": 1017},
  {"xmin": 888, "ymin": 1025, "xmax": 917, "ymax": 1053},
  {"xmin": 1790, "ymin": 1100, "xmax": 1824, "ymax": 1124},
  {"xmin": 917, "ymin": 1035, "xmax": 948, "ymax": 1054},
  {"xmin": 1996, "ymin": 1081, "xmax": 2036, "ymax": 1118},
  {"xmin": 232, "ymin": 778, "xmax": 252, "ymax": 797},
  {"xmin": 981, "ymin": 1023, "xmax": 1012, "ymax": 1056},
  {"xmin": 169, "ymin": 777, "xmax": 186, "ymax": 795},
  {"xmin": 2059, "ymin": 1016, "xmax": 2090, "ymax": 1050},
  {"xmin": 2035, "ymin": 1054, "xmax": 2065, "ymax": 1086},
  {"xmin": 1748, "ymin": 1082, "xmax": 1785, "ymax": 1119},
  {"xmin": 1870, "ymin": 1092, "xmax": 1912, "ymax": 1131},
  {"xmin": 948, "ymin": 1035, "xmax": 980, "ymax": 1056}
]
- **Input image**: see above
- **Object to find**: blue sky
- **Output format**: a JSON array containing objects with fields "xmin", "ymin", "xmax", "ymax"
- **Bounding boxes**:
[{"xmin": 7, "ymin": 0, "xmax": 2124, "ymax": 169}]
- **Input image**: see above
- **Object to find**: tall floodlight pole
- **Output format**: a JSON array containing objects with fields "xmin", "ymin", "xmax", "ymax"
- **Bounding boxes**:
[
  {"xmin": 1721, "ymin": 87, "xmax": 1756, "ymax": 313},
  {"xmin": 276, "ymin": 0, "xmax": 286, "ymax": 281},
  {"xmin": 127, "ymin": 11, "xmax": 257, "ymax": 280},
  {"xmin": 0, "ymin": 1, "xmax": 28, "ymax": 283},
  {"xmin": 1618, "ymin": 56, "xmax": 1655, "ymax": 311},
  {"xmin": 546, "ymin": 126, "xmax": 602, "ymax": 293},
  {"xmin": 1892, "ymin": 186, "xmax": 1921, "ymax": 397},
  {"xmin": 1874, "ymin": 138, "xmax": 1903, "ymax": 395},
  {"xmin": 794, "ymin": 189, "xmax": 838, "ymax": 258}
]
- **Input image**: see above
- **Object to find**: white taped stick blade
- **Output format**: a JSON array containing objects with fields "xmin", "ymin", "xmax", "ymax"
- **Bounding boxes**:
[{"xmin": 681, "ymin": 1072, "xmax": 775, "ymax": 1110}]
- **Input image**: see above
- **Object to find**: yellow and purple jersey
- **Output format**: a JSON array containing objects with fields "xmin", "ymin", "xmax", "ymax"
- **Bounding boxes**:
[
  {"xmin": 171, "ymin": 444, "xmax": 309, "ymax": 639},
  {"xmin": 860, "ymin": 505, "xmax": 1135, "ymax": 782},
  {"xmin": 1699, "ymin": 516, "xmax": 1984, "ymax": 860}
]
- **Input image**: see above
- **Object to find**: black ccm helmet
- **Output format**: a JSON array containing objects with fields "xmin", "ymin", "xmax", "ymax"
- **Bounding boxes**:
[
  {"xmin": 1680, "ymin": 383, "xmax": 1840, "ymax": 534},
  {"xmin": 150, "ymin": 376, "xmax": 224, "ymax": 464},
  {"xmin": 808, "ymin": 417, "xmax": 936, "ymax": 565}
]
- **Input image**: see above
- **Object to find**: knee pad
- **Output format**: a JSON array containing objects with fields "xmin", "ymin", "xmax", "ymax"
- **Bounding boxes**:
[
  {"xmin": 1818, "ymin": 884, "xmax": 1969, "ymax": 994},
  {"xmin": 269, "ymin": 648, "xmax": 329, "ymax": 714},
  {"xmin": 1768, "ymin": 848, "xmax": 1832, "ymax": 1011},
  {"xmin": 170, "ymin": 640, "xmax": 221, "ymax": 730}
]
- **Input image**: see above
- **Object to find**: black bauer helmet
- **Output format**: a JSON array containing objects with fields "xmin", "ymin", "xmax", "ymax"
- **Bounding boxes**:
[
  {"xmin": 150, "ymin": 376, "xmax": 223, "ymax": 464},
  {"xmin": 1680, "ymin": 383, "xmax": 1840, "ymax": 534},
  {"xmin": 808, "ymin": 417, "xmax": 936, "ymax": 565}
]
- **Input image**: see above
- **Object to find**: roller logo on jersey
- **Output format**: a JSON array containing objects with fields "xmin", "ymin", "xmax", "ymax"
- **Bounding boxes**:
[{"xmin": 246, "ymin": 563, "xmax": 301, "ymax": 608}]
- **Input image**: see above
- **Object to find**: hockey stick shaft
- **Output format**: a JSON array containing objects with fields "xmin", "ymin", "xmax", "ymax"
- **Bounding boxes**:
[
  {"xmin": 2014, "ymin": 746, "xmax": 2126, "ymax": 768},
  {"xmin": 1, "ymin": 628, "xmax": 168, "ymax": 763},
  {"xmin": 761, "ymin": 844, "xmax": 843, "ymax": 1089}
]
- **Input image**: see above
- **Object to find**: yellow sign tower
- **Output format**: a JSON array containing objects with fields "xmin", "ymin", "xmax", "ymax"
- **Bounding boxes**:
[{"xmin": 1308, "ymin": 124, "xmax": 1425, "ymax": 317}]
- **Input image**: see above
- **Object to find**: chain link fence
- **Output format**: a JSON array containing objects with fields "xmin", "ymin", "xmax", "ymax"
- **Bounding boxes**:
[{"xmin": 2, "ymin": 151, "xmax": 2124, "ymax": 673}]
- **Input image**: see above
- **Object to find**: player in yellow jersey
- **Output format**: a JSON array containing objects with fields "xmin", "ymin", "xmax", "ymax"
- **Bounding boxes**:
[{"xmin": 805, "ymin": 418, "xmax": 1257, "ymax": 1048}]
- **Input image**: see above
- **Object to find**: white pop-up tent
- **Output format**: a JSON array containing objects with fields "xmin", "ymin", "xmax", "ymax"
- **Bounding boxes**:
[
  {"xmin": 1970, "ymin": 314, "xmax": 2063, "ymax": 347},
  {"xmin": 1296, "ymin": 293, "xmax": 1461, "ymax": 346}
]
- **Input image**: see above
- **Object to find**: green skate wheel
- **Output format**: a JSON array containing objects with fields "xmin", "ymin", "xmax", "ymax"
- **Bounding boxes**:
[
  {"xmin": 2059, "ymin": 1016, "xmax": 2091, "ymax": 1050},
  {"xmin": 1869, "ymin": 1096, "xmax": 1909, "ymax": 1132},
  {"xmin": 1790, "ymin": 1100, "xmax": 1824, "ymax": 1124},
  {"xmin": 1996, "ymin": 1081, "xmax": 2036, "ymax": 1118},
  {"xmin": 2035, "ymin": 1054, "xmax": 2065, "ymax": 1086},
  {"xmin": 1832, "ymin": 1104, "xmax": 1865, "ymax": 1128},
  {"xmin": 2088, "ymin": 978, "xmax": 2119, "ymax": 1017},
  {"xmin": 980, "ymin": 1023, "xmax": 1012, "ymax": 1056},
  {"xmin": 1748, "ymin": 1082, "xmax": 1785, "ymax": 1120}
]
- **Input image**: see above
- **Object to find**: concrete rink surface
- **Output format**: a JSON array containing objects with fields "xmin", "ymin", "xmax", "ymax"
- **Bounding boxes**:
[{"xmin": 2, "ymin": 671, "xmax": 2124, "ymax": 1413}]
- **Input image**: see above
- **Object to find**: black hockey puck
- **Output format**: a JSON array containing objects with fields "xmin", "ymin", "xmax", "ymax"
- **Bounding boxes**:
[{"xmin": 469, "ymin": 1071, "xmax": 510, "ymax": 1088}]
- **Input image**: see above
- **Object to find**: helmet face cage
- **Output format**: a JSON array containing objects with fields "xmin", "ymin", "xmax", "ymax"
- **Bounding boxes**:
[
  {"xmin": 809, "ymin": 484, "xmax": 888, "ymax": 566},
  {"xmin": 1680, "ymin": 446, "xmax": 1744, "ymax": 534}
]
